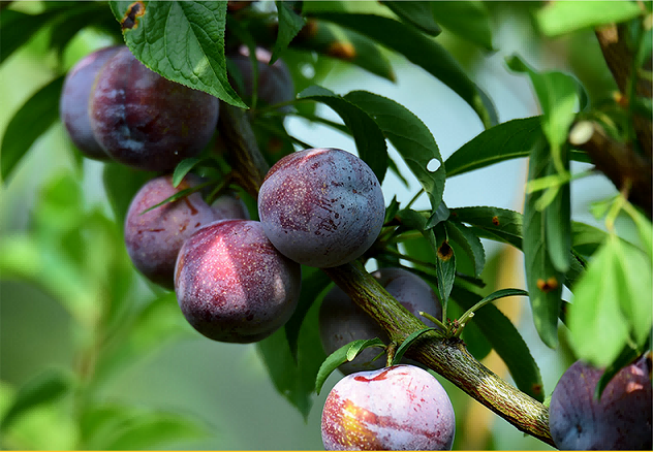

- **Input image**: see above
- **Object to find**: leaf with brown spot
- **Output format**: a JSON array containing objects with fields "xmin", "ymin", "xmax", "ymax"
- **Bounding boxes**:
[{"xmin": 121, "ymin": 1, "xmax": 145, "ymax": 30}]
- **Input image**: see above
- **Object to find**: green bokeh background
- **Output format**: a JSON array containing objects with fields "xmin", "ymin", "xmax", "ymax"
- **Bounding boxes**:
[{"xmin": 0, "ymin": 2, "xmax": 625, "ymax": 450}]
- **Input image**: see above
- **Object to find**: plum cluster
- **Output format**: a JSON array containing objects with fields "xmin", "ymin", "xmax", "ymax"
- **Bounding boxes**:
[{"xmin": 62, "ymin": 46, "xmax": 456, "ymax": 450}]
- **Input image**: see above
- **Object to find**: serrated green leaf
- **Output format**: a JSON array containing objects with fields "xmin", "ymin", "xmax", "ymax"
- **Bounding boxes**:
[
  {"xmin": 1, "ymin": 368, "xmax": 71, "ymax": 431},
  {"xmin": 285, "ymin": 267, "xmax": 333, "ymax": 358},
  {"xmin": 109, "ymin": 1, "xmax": 245, "ymax": 108},
  {"xmin": 1, "ymin": 75, "xmax": 65, "ymax": 183},
  {"xmin": 297, "ymin": 86, "xmax": 388, "ymax": 182},
  {"xmin": 452, "ymin": 286, "xmax": 544, "ymax": 401},
  {"xmin": 431, "ymin": 1, "xmax": 493, "ymax": 51},
  {"xmin": 258, "ymin": 298, "xmax": 326, "ymax": 419},
  {"xmin": 382, "ymin": 1, "xmax": 441, "ymax": 36},
  {"xmin": 392, "ymin": 327, "xmax": 437, "ymax": 365},
  {"xmin": 309, "ymin": 12, "xmax": 497, "ymax": 128},
  {"xmin": 315, "ymin": 338, "xmax": 385, "ymax": 395},
  {"xmin": 523, "ymin": 139, "xmax": 563, "ymax": 348},
  {"xmin": 271, "ymin": 1, "xmax": 306, "ymax": 63},
  {"xmin": 446, "ymin": 222, "xmax": 485, "ymax": 277},
  {"xmin": 544, "ymin": 146, "xmax": 571, "ymax": 272},
  {"xmin": 536, "ymin": 1, "xmax": 644, "ymax": 37},
  {"xmin": 344, "ymin": 90, "xmax": 445, "ymax": 211}
]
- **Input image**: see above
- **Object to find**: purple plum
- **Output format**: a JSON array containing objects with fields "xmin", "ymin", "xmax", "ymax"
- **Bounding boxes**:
[{"xmin": 258, "ymin": 148, "xmax": 385, "ymax": 268}]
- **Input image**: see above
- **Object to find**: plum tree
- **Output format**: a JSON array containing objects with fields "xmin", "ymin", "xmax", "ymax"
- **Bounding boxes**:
[
  {"xmin": 59, "ymin": 45, "xmax": 122, "ymax": 160},
  {"xmin": 321, "ymin": 364, "xmax": 455, "ymax": 450},
  {"xmin": 90, "ymin": 47, "xmax": 220, "ymax": 171},
  {"xmin": 548, "ymin": 356, "xmax": 652, "ymax": 450},
  {"xmin": 258, "ymin": 148, "xmax": 385, "ymax": 268},
  {"xmin": 228, "ymin": 45, "xmax": 294, "ymax": 109},
  {"xmin": 320, "ymin": 267, "xmax": 442, "ymax": 374},
  {"xmin": 174, "ymin": 219, "xmax": 301, "ymax": 343},
  {"xmin": 123, "ymin": 174, "xmax": 244, "ymax": 290}
]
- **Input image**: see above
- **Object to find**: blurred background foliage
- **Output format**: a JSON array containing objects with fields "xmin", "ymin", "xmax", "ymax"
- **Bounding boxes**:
[{"xmin": 0, "ymin": 1, "xmax": 646, "ymax": 450}]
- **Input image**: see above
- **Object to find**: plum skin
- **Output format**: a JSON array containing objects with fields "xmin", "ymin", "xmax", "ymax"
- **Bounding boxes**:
[
  {"xmin": 174, "ymin": 220, "xmax": 301, "ymax": 343},
  {"xmin": 228, "ymin": 46, "xmax": 294, "ymax": 109},
  {"xmin": 548, "ymin": 357, "xmax": 652, "ymax": 450},
  {"xmin": 124, "ymin": 174, "xmax": 233, "ymax": 290},
  {"xmin": 59, "ymin": 46, "xmax": 123, "ymax": 160},
  {"xmin": 321, "ymin": 364, "xmax": 455, "ymax": 451},
  {"xmin": 320, "ymin": 267, "xmax": 442, "ymax": 375},
  {"xmin": 258, "ymin": 148, "xmax": 385, "ymax": 268},
  {"xmin": 90, "ymin": 47, "xmax": 220, "ymax": 171}
]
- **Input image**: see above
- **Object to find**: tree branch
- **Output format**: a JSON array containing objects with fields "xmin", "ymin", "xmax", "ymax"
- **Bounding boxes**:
[
  {"xmin": 322, "ymin": 261, "xmax": 555, "ymax": 448},
  {"xmin": 221, "ymin": 106, "xmax": 556, "ymax": 448}
]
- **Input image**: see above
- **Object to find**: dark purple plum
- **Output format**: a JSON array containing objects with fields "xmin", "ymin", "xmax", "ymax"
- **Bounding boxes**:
[
  {"xmin": 228, "ymin": 46, "xmax": 294, "ymax": 109},
  {"xmin": 258, "ymin": 148, "xmax": 385, "ymax": 268},
  {"xmin": 174, "ymin": 220, "xmax": 301, "ymax": 343},
  {"xmin": 549, "ymin": 356, "xmax": 652, "ymax": 450},
  {"xmin": 90, "ymin": 47, "xmax": 220, "ymax": 171},
  {"xmin": 321, "ymin": 364, "xmax": 455, "ymax": 450},
  {"xmin": 320, "ymin": 267, "xmax": 442, "ymax": 374},
  {"xmin": 124, "ymin": 175, "xmax": 246, "ymax": 290},
  {"xmin": 59, "ymin": 46, "xmax": 123, "ymax": 160}
]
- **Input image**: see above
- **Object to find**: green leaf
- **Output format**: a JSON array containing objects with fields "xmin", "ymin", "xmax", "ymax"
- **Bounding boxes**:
[
  {"xmin": 446, "ymin": 116, "xmax": 591, "ymax": 178},
  {"xmin": 315, "ymin": 338, "xmax": 385, "ymax": 395},
  {"xmin": 48, "ymin": 2, "xmax": 111, "ymax": 57},
  {"xmin": 506, "ymin": 55, "xmax": 580, "ymax": 174},
  {"xmin": 544, "ymin": 147, "xmax": 571, "ymax": 272},
  {"xmin": 1, "ymin": 368, "xmax": 71, "ymax": 431},
  {"xmin": 445, "ymin": 117, "xmax": 542, "ymax": 178},
  {"xmin": 109, "ymin": 1, "xmax": 245, "ymax": 107},
  {"xmin": 272, "ymin": 1, "xmax": 306, "ymax": 63},
  {"xmin": 382, "ymin": 1, "xmax": 441, "ymax": 36},
  {"xmin": 258, "ymin": 298, "xmax": 327, "ymax": 419},
  {"xmin": 452, "ymin": 286, "xmax": 545, "ymax": 401},
  {"xmin": 1, "ymin": 75, "xmax": 65, "ymax": 183},
  {"xmin": 626, "ymin": 204, "xmax": 653, "ymax": 260},
  {"xmin": 102, "ymin": 163, "xmax": 156, "ymax": 231},
  {"xmin": 392, "ymin": 328, "xmax": 437, "ymax": 365},
  {"xmin": 0, "ymin": 9, "xmax": 60, "ymax": 64},
  {"xmin": 446, "ymin": 221, "xmax": 485, "ymax": 277},
  {"xmin": 431, "ymin": 1, "xmax": 494, "ymax": 51},
  {"xmin": 451, "ymin": 206, "xmax": 523, "ymax": 250},
  {"xmin": 81, "ymin": 405, "xmax": 207, "ymax": 450},
  {"xmin": 297, "ymin": 86, "xmax": 388, "ymax": 182},
  {"xmin": 536, "ymin": 1, "xmax": 644, "ymax": 37},
  {"xmin": 285, "ymin": 267, "xmax": 333, "ymax": 358},
  {"xmin": 571, "ymin": 221, "xmax": 609, "ymax": 256},
  {"xmin": 568, "ymin": 236, "xmax": 640, "ymax": 367},
  {"xmin": 172, "ymin": 158, "xmax": 203, "ymax": 187},
  {"xmin": 310, "ymin": 12, "xmax": 498, "ymax": 128},
  {"xmin": 434, "ymin": 223, "xmax": 456, "ymax": 306},
  {"xmin": 287, "ymin": 19, "xmax": 396, "ymax": 82},
  {"xmin": 344, "ymin": 90, "xmax": 445, "ymax": 211},
  {"xmin": 523, "ymin": 139, "xmax": 563, "ymax": 348}
]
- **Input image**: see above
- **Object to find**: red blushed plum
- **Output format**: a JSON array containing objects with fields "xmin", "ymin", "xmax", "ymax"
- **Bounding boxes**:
[
  {"xmin": 174, "ymin": 220, "xmax": 301, "ymax": 343},
  {"xmin": 90, "ymin": 47, "xmax": 220, "ymax": 171},
  {"xmin": 549, "ymin": 356, "xmax": 652, "ymax": 450},
  {"xmin": 228, "ymin": 46, "xmax": 294, "ymax": 109},
  {"xmin": 258, "ymin": 148, "xmax": 385, "ymax": 268},
  {"xmin": 124, "ymin": 174, "xmax": 229, "ymax": 290},
  {"xmin": 321, "ymin": 364, "xmax": 455, "ymax": 451},
  {"xmin": 320, "ymin": 267, "xmax": 442, "ymax": 375},
  {"xmin": 60, "ymin": 46, "xmax": 123, "ymax": 160}
]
